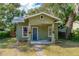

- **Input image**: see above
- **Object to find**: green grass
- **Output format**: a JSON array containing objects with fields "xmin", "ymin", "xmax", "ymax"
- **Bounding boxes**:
[
  {"xmin": 0, "ymin": 38, "xmax": 36, "ymax": 56},
  {"xmin": 43, "ymin": 40, "xmax": 79, "ymax": 56},
  {"xmin": 0, "ymin": 38, "xmax": 16, "ymax": 48},
  {"xmin": 1, "ymin": 38, "xmax": 79, "ymax": 56}
]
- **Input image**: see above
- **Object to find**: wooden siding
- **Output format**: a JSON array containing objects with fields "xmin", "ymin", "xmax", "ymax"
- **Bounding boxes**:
[
  {"xmin": 29, "ymin": 14, "xmax": 54, "ymax": 25},
  {"xmin": 16, "ymin": 20, "xmax": 29, "ymax": 40}
]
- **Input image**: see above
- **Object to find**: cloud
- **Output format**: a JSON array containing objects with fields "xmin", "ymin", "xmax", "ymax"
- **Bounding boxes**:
[
  {"xmin": 19, "ymin": 3, "xmax": 33, "ymax": 12},
  {"xmin": 19, "ymin": 3, "xmax": 41, "ymax": 12}
]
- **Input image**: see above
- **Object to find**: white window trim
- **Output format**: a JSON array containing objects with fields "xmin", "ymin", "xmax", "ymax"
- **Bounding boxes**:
[
  {"xmin": 22, "ymin": 26, "xmax": 28, "ymax": 38},
  {"xmin": 48, "ymin": 26, "xmax": 52, "ymax": 37},
  {"xmin": 32, "ymin": 27, "xmax": 38, "ymax": 40}
]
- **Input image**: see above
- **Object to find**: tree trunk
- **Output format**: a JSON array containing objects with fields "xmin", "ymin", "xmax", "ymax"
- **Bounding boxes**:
[
  {"xmin": 65, "ymin": 4, "xmax": 78, "ymax": 39},
  {"xmin": 65, "ymin": 14, "xmax": 74, "ymax": 39}
]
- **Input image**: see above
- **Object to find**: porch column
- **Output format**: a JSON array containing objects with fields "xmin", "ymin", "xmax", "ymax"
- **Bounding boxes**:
[
  {"xmin": 51, "ymin": 23, "xmax": 55, "ymax": 43},
  {"xmin": 54, "ymin": 22, "xmax": 58, "ymax": 40},
  {"xmin": 28, "ymin": 23, "xmax": 31, "ymax": 43}
]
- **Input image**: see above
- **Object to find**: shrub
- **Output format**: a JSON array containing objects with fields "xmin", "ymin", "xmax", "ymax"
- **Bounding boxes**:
[
  {"xmin": 70, "ymin": 28, "xmax": 79, "ymax": 42},
  {"xmin": 0, "ymin": 31, "xmax": 10, "ymax": 39}
]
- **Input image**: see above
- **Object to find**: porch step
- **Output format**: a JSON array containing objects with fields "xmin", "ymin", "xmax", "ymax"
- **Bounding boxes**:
[{"xmin": 31, "ymin": 41, "xmax": 51, "ymax": 44}]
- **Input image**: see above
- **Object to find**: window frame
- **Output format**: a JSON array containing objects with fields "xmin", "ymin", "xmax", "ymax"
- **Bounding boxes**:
[
  {"xmin": 22, "ymin": 26, "xmax": 28, "ymax": 38},
  {"xmin": 48, "ymin": 26, "xmax": 52, "ymax": 37}
]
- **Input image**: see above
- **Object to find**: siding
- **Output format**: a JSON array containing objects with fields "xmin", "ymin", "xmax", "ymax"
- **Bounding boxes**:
[
  {"xmin": 29, "ymin": 14, "xmax": 54, "ymax": 25},
  {"xmin": 16, "ymin": 20, "xmax": 29, "ymax": 40},
  {"xmin": 39, "ymin": 25, "xmax": 48, "ymax": 40}
]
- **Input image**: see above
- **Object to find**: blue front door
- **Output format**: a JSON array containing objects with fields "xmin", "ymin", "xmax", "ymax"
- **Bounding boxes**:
[{"xmin": 32, "ymin": 27, "xmax": 38, "ymax": 41}]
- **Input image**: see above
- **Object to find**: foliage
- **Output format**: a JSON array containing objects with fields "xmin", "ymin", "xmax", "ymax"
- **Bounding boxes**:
[
  {"xmin": 0, "ymin": 3, "xmax": 26, "ymax": 32},
  {"xmin": 75, "ymin": 14, "xmax": 79, "ymax": 21},
  {"xmin": 0, "ymin": 3, "xmax": 20, "ymax": 21},
  {"xmin": 0, "ymin": 31, "xmax": 10, "ymax": 39},
  {"xmin": 70, "ymin": 28, "xmax": 79, "ymax": 42}
]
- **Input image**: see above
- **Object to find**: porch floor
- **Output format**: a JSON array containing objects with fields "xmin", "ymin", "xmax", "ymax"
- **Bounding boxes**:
[{"xmin": 30, "ymin": 40, "xmax": 51, "ymax": 44}]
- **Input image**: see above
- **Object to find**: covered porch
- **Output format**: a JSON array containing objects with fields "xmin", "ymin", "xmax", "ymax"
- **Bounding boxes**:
[{"xmin": 28, "ymin": 23, "xmax": 55, "ymax": 44}]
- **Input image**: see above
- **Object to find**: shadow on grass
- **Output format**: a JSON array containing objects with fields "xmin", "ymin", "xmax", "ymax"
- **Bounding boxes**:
[{"xmin": 55, "ymin": 39, "xmax": 79, "ymax": 48}]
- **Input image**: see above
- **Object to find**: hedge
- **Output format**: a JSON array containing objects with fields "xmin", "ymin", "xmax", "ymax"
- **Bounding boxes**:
[
  {"xmin": 0, "ymin": 31, "xmax": 10, "ymax": 39},
  {"xmin": 70, "ymin": 28, "xmax": 79, "ymax": 42}
]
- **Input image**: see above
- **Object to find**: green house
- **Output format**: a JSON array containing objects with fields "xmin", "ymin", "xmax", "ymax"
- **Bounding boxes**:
[{"xmin": 12, "ymin": 12, "xmax": 60, "ymax": 44}]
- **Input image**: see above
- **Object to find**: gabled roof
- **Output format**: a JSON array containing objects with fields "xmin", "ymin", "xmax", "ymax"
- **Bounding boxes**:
[
  {"xmin": 25, "ymin": 12, "xmax": 60, "ymax": 20},
  {"xmin": 12, "ymin": 12, "xmax": 60, "ymax": 24}
]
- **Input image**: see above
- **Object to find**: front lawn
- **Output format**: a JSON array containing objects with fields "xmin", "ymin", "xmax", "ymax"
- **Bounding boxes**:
[
  {"xmin": 43, "ymin": 40, "xmax": 79, "ymax": 56},
  {"xmin": 0, "ymin": 38, "xmax": 36, "ymax": 56},
  {"xmin": 0, "ymin": 38, "xmax": 79, "ymax": 56},
  {"xmin": 0, "ymin": 38, "xmax": 16, "ymax": 48}
]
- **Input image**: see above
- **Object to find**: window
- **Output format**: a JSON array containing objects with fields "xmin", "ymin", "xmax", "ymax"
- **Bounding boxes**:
[
  {"xmin": 41, "ymin": 16, "xmax": 43, "ymax": 18},
  {"xmin": 22, "ymin": 26, "xmax": 28, "ymax": 37},
  {"xmin": 40, "ymin": 15, "xmax": 43, "ymax": 19},
  {"xmin": 48, "ymin": 26, "xmax": 52, "ymax": 37}
]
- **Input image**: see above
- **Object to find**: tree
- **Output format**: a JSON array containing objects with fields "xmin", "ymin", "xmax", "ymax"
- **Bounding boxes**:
[
  {"xmin": 0, "ymin": 3, "xmax": 26, "ymax": 30},
  {"xmin": 65, "ymin": 4, "xmax": 78, "ymax": 39}
]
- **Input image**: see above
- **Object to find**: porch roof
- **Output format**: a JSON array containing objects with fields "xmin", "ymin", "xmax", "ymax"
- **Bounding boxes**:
[
  {"xmin": 12, "ymin": 12, "xmax": 61, "ymax": 24},
  {"xmin": 12, "ymin": 16, "xmax": 25, "ymax": 24}
]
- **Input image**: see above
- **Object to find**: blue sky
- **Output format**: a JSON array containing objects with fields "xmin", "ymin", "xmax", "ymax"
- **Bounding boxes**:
[{"xmin": 20, "ymin": 3, "xmax": 42, "ymax": 12}]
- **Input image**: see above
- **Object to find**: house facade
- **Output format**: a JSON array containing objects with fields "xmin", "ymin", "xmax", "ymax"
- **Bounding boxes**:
[{"xmin": 12, "ymin": 12, "xmax": 60, "ymax": 44}]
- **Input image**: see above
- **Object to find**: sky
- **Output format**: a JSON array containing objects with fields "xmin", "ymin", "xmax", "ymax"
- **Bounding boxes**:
[{"xmin": 19, "ymin": 3, "xmax": 42, "ymax": 12}]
